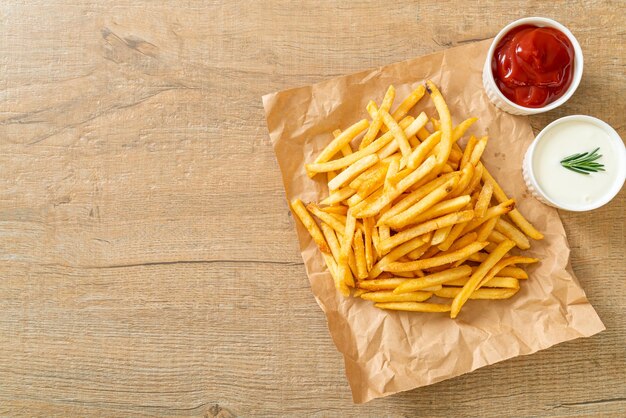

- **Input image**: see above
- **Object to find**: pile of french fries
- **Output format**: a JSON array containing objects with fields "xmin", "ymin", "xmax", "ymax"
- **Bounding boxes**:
[{"xmin": 290, "ymin": 81, "xmax": 543, "ymax": 318}]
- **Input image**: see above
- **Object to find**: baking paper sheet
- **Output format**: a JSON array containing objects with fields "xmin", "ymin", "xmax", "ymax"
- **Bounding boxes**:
[{"xmin": 262, "ymin": 39, "xmax": 604, "ymax": 403}]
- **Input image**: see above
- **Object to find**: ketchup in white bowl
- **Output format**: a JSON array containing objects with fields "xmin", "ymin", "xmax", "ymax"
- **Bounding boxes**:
[
  {"xmin": 523, "ymin": 116, "xmax": 626, "ymax": 211},
  {"xmin": 492, "ymin": 25, "xmax": 575, "ymax": 108},
  {"xmin": 482, "ymin": 17, "xmax": 584, "ymax": 115}
]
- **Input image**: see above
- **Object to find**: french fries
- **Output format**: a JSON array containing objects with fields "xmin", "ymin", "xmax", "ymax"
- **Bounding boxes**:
[{"xmin": 290, "ymin": 81, "xmax": 543, "ymax": 317}]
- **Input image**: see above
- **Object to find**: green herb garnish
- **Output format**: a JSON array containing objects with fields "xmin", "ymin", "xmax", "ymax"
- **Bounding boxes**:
[{"xmin": 560, "ymin": 147, "xmax": 605, "ymax": 175}]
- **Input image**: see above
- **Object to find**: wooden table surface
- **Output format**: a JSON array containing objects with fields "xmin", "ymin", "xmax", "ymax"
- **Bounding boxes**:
[{"xmin": 1, "ymin": 1, "xmax": 624, "ymax": 416}]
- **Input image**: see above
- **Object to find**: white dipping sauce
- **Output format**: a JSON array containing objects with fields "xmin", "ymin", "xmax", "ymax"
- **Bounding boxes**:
[{"xmin": 531, "ymin": 119, "xmax": 622, "ymax": 208}]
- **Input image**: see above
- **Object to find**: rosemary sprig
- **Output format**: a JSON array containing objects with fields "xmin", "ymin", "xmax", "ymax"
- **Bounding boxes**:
[{"xmin": 560, "ymin": 147, "xmax": 605, "ymax": 175}]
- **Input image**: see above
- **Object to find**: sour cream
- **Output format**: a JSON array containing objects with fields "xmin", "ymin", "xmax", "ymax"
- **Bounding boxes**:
[{"xmin": 523, "ymin": 115, "xmax": 626, "ymax": 211}]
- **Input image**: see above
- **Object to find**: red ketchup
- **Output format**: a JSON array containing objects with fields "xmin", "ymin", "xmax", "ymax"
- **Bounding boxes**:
[{"xmin": 492, "ymin": 25, "xmax": 575, "ymax": 108}]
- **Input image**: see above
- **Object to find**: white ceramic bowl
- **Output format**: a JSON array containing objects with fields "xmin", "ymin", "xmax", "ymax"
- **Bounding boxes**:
[
  {"xmin": 523, "ymin": 115, "xmax": 626, "ymax": 211},
  {"xmin": 483, "ymin": 17, "xmax": 584, "ymax": 115}
]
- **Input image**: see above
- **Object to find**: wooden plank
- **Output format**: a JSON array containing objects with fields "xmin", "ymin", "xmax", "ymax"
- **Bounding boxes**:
[{"xmin": 0, "ymin": 1, "xmax": 624, "ymax": 416}]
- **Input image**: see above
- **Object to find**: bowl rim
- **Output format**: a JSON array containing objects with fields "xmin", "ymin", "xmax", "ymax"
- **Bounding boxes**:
[
  {"xmin": 485, "ymin": 17, "xmax": 584, "ymax": 114},
  {"xmin": 525, "ymin": 115, "xmax": 626, "ymax": 211}
]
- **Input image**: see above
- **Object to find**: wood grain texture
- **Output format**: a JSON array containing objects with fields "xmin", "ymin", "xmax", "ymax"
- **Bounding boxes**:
[{"xmin": 0, "ymin": 1, "xmax": 624, "ymax": 416}]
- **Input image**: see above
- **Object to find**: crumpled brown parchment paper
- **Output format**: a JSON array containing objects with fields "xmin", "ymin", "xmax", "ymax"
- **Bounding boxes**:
[{"xmin": 262, "ymin": 39, "xmax": 605, "ymax": 404}]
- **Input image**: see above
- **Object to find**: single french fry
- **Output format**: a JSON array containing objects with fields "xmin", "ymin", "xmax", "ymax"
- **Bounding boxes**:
[
  {"xmin": 498, "ymin": 267, "xmax": 528, "ymax": 279},
  {"xmin": 377, "ymin": 231, "xmax": 390, "ymax": 256},
  {"xmin": 368, "ymin": 235, "xmax": 429, "ymax": 279},
  {"xmin": 379, "ymin": 210, "xmax": 475, "ymax": 254},
  {"xmin": 393, "ymin": 265, "xmax": 472, "ymax": 293},
  {"xmin": 386, "ymin": 241, "xmax": 488, "ymax": 272},
  {"xmin": 452, "ymin": 117, "xmax": 478, "ymax": 142},
  {"xmin": 407, "ymin": 131, "xmax": 442, "ymax": 169},
  {"xmin": 320, "ymin": 205, "xmax": 349, "ymax": 215},
  {"xmin": 378, "ymin": 203, "xmax": 391, "ymax": 256},
  {"xmin": 445, "ymin": 276, "xmax": 519, "ymax": 289},
  {"xmin": 441, "ymin": 163, "xmax": 455, "ymax": 173},
  {"xmin": 371, "ymin": 221, "xmax": 381, "ymax": 256},
  {"xmin": 338, "ymin": 263, "xmax": 355, "ymax": 289},
  {"xmin": 332, "ymin": 129, "xmax": 353, "ymax": 157},
  {"xmin": 474, "ymin": 180, "xmax": 494, "ymax": 218},
  {"xmin": 469, "ymin": 136, "xmax": 488, "ymax": 165},
  {"xmin": 482, "ymin": 165, "xmax": 544, "ymax": 240},
  {"xmin": 353, "ymin": 229, "xmax": 368, "ymax": 279},
  {"xmin": 320, "ymin": 223, "xmax": 341, "ymax": 262},
  {"xmin": 361, "ymin": 290, "xmax": 432, "ymax": 303},
  {"xmin": 425, "ymin": 81, "xmax": 453, "ymax": 170},
  {"xmin": 407, "ymin": 242, "xmax": 430, "ymax": 260},
  {"xmin": 322, "ymin": 252, "xmax": 350, "ymax": 296},
  {"xmin": 391, "ymin": 85, "xmax": 427, "ymax": 121},
  {"xmin": 361, "ymin": 86, "xmax": 396, "ymax": 149},
  {"xmin": 467, "ymin": 252, "xmax": 488, "ymax": 263},
  {"xmin": 476, "ymin": 216, "xmax": 499, "ymax": 242},
  {"xmin": 339, "ymin": 209, "xmax": 357, "ymax": 265},
  {"xmin": 344, "ymin": 255, "xmax": 358, "ymax": 288},
  {"xmin": 495, "ymin": 217, "xmax": 531, "ymax": 250},
  {"xmin": 319, "ymin": 187, "xmax": 356, "ymax": 206},
  {"xmin": 358, "ymin": 278, "xmax": 408, "ymax": 290},
  {"xmin": 436, "ymin": 287, "xmax": 519, "ymax": 300},
  {"xmin": 450, "ymin": 240, "xmax": 516, "ymax": 318},
  {"xmin": 290, "ymin": 199, "xmax": 330, "ymax": 253},
  {"xmin": 488, "ymin": 229, "xmax": 508, "ymax": 243},
  {"xmin": 460, "ymin": 135, "xmax": 477, "ymax": 169},
  {"xmin": 359, "ymin": 278, "xmax": 442, "ymax": 292},
  {"xmin": 375, "ymin": 302, "xmax": 451, "ymax": 312},
  {"xmin": 310, "ymin": 119, "xmax": 369, "ymax": 169},
  {"xmin": 393, "ymin": 271, "xmax": 414, "ymax": 278},
  {"xmin": 484, "ymin": 242, "xmax": 498, "ymax": 252},
  {"xmin": 328, "ymin": 212, "xmax": 348, "ymax": 224},
  {"xmin": 363, "ymin": 217, "xmax": 375, "ymax": 271},
  {"xmin": 410, "ymin": 195, "xmax": 471, "ymax": 225},
  {"xmin": 352, "ymin": 155, "xmax": 437, "ymax": 218}
]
